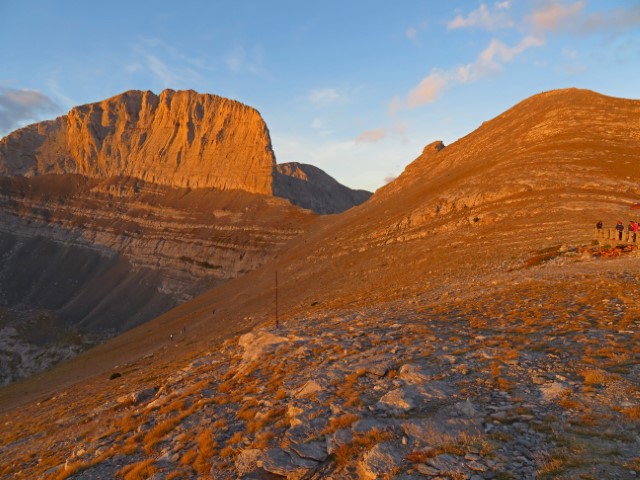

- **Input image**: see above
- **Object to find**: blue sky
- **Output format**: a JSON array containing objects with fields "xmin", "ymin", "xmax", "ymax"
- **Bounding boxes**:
[{"xmin": 1, "ymin": 1, "xmax": 639, "ymax": 191}]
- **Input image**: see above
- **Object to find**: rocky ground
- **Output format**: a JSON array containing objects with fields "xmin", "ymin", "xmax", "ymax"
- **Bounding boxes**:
[{"xmin": 1, "ymin": 253, "xmax": 639, "ymax": 480}]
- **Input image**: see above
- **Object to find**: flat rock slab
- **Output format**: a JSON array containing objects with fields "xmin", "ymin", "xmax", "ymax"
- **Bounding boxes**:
[
  {"xmin": 427, "ymin": 454, "xmax": 467, "ymax": 476},
  {"xmin": 359, "ymin": 442, "xmax": 406, "ymax": 480},
  {"xmin": 290, "ymin": 441, "xmax": 328, "ymax": 462},
  {"xmin": 260, "ymin": 448, "xmax": 318, "ymax": 479},
  {"xmin": 377, "ymin": 382, "xmax": 451, "ymax": 413}
]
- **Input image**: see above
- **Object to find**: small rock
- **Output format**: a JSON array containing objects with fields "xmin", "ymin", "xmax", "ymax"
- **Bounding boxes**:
[
  {"xmin": 290, "ymin": 441, "xmax": 328, "ymax": 462},
  {"xmin": 468, "ymin": 461, "xmax": 488, "ymax": 472},
  {"xmin": 295, "ymin": 380, "xmax": 323, "ymax": 398},
  {"xmin": 415, "ymin": 463, "xmax": 440, "ymax": 476},
  {"xmin": 377, "ymin": 388, "xmax": 415, "ymax": 412},
  {"xmin": 261, "ymin": 448, "xmax": 317, "ymax": 478},
  {"xmin": 359, "ymin": 442, "xmax": 405, "ymax": 480},
  {"xmin": 455, "ymin": 399, "xmax": 479, "ymax": 418},
  {"xmin": 440, "ymin": 354, "xmax": 457, "ymax": 364}
]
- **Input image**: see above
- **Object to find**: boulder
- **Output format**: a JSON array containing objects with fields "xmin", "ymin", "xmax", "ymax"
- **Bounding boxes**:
[{"xmin": 359, "ymin": 442, "xmax": 405, "ymax": 479}]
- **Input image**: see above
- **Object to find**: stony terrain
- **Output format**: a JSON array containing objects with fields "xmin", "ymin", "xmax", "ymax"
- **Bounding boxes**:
[
  {"xmin": 0, "ymin": 88, "xmax": 638, "ymax": 479},
  {"xmin": 1, "ymin": 253, "xmax": 638, "ymax": 479}
]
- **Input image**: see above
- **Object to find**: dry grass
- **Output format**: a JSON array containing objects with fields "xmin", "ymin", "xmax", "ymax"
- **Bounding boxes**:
[
  {"xmin": 226, "ymin": 431, "xmax": 244, "ymax": 445},
  {"xmin": 581, "ymin": 369, "xmax": 609, "ymax": 386},
  {"xmin": 193, "ymin": 429, "xmax": 218, "ymax": 474},
  {"xmin": 250, "ymin": 430, "xmax": 276, "ymax": 449},
  {"xmin": 143, "ymin": 410, "xmax": 191, "ymax": 453},
  {"xmin": 333, "ymin": 429, "xmax": 394, "ymax": 467},
  {"xmin": 322, "ymin": 413, "xmax": 360, "ymax": 435},
  {"xmin": 405, "ymin": 448, "xmax": 437, "ymax": 463},
  {"xmin": 120, "ymin": 458, "xmax": 157, "ymax": 480},
  {"xmin": 181, "ymin": 448, "xmax": 198, "ymax": 465},
  {"xmin": 617, "ymin": 405, "xmax": 640, "ymax": 420},
  {"xmin": 218, "ymin": 445, "xmax": 236, "ymax": 458}
]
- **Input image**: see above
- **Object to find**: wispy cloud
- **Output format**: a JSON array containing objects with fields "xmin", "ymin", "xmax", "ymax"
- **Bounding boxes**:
[
  {"xmin": 129, "ymin": 39, "xmax": 208, "ymax": 88},
  {"xmin": 405, "ymin": 27, "xmax": 418, "ymax": 42},
  {"xmin": 393, "ymin": 35, "xmax": 544, "ymax": 112},
  {"xmin": 225, "ymin": 45, "xmax": 265, "ymax": 74},
  {"xmin": 527, "ymin": 1, "xmax": 640, "ymax": 35},
  {"xmin": 0, "ymin": 87, "xmax": 59, "ymax": 136},
  {"xmin": 527, "ymin": 1, "xmax": 585, "ymax": 33},
  {"xmin": 356, "ymin": 128, "xmax": 387, "ymax": 143},
  {"xmin": 311, "ymin": 117, "xmax": 332, "ymax": 136},
  {"xmin": 448, "ymin": 2, "xmax": 514, "ymax": 31},
  {"xmin": 309, "ymin": 88, "xmax": 343, "ymax": 105},
  {"xmin": 405, "ymin": 20, "xmax": 428, "ymax": 46},
  {"xmin": 355, "ymin": 120, "xmax": 408, "ymax": 144}
]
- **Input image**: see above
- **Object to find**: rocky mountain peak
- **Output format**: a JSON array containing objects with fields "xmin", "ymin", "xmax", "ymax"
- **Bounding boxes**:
[
  {"xmin": 274, "ymin": 162, "xmax": 372, "ymax": 214},
  {"xmin": 0, "ymin": 89, "xmax": 276, "ymax": 194},
  {"xmin": 422, "ymin": 140, "xmax": 445, "ymax": 155}
]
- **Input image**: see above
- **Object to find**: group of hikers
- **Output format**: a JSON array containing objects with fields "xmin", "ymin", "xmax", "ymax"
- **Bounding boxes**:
[{"xmin": 596, "ymin": 219, "xmax": 639, "ymax": 241}]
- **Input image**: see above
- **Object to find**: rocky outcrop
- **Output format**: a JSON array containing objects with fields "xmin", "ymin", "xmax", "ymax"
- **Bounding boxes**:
[
  {"xmin": 274, "ymin": 162, "xmax": 371, "ymax": 214},
  {"xmin": 0, "ymin": 89, "xmax": 276, "ymax": 193}
]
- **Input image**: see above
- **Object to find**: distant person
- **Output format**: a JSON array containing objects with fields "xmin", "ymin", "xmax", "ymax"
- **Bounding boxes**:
[
  {"xmin": 616, "ymin": 220, "xmax": 624, "ymax": 240},
  {"xmin": 633, "ymin": 221, "xmax": 639, "ymax": 242},
  {"xmin": 596, "ymin": 220, "xmax": 603, "ymax": 230}
]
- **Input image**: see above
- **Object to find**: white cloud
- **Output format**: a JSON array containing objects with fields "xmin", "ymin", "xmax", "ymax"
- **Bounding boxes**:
[
  {"xmin": 448, "ymin": 2, "xmax": 514, "ymax": 30},
  {"xmin": 0, "ymin": 87, "xmax": 59, "ymax": 136},
  {"xmin": 309, "ymin": 88, "xmax": 342, "ymax": 105},
  {"xmin": 393, "ymin": 35, "xmax": 544, "ymax": 112}
]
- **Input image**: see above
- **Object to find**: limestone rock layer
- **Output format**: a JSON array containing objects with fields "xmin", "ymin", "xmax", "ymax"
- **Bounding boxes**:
[{"xmin": 0, "ymin": 89, "xmax": 276, "ymax": 193}]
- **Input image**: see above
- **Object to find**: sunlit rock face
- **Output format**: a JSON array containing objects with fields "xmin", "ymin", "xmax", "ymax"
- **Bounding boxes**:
[{"xmin": 0, "ymin": 89, "xmax": 276, "ymax": 193}]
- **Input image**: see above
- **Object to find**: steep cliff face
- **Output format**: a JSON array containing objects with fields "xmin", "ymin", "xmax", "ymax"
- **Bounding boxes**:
[
  {"xmin": 274, "ymin": 162, "xmax": 372, "ymax": 214},
  {"xmin": 0, "ymin": 89, "xmax": 276, "ymax": 193}
]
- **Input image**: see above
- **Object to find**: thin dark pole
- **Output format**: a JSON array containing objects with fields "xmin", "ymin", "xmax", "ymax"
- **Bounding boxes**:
[{"xmin": 275, "ymin": 270, "xmax": 279, "ymax": 329}]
